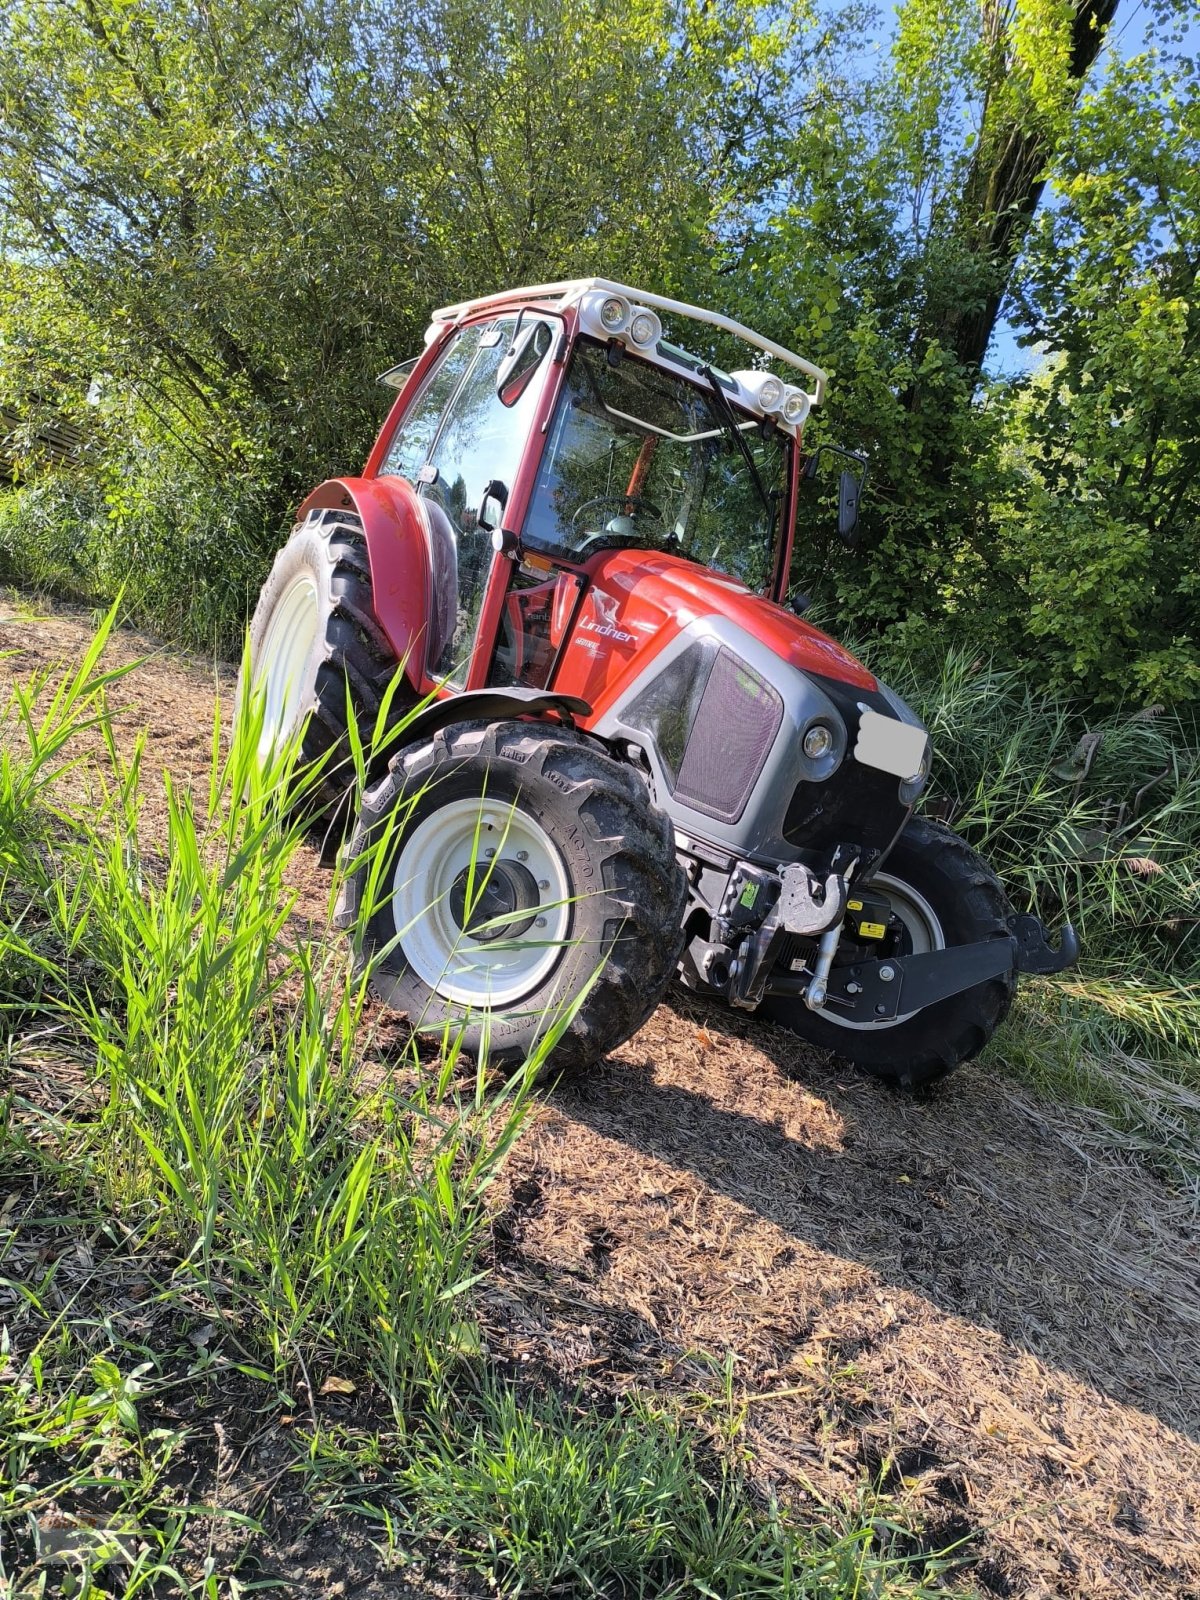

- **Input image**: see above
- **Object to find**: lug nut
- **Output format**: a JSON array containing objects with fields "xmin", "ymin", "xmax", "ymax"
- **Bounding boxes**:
[
  {"xmin": 538, "ymin": 878, "xmax": 550, "ymax": 890},
  {"xmin": 535, "ymin": 917, "xmax": 546, "ymax": 929},
  {"xmin": 516, "ymin": 850, "xmax": 528, "ymax": 862}
]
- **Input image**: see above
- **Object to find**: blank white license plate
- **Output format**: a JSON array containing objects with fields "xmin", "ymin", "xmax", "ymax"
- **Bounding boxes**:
[{"xmin": 853, "ymin": 710, "xmax": 928, "ymax": 780}]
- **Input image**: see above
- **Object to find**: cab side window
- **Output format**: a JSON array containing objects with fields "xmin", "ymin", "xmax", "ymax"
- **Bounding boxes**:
[
  {"xmin": 380, "ymin": 325, "xmax": 485, "ymax": 483},
  {"xmin": 417, "ymin": 319, "xmax": 546, "ymax": 535},
  {"xmin": 378, "ymin": 316, "xmax": 553, "ymax": 688}
]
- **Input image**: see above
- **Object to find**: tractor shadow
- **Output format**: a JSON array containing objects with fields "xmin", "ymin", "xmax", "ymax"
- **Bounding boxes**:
[{"xmin": 540, "ymin": 991, "xmax": 1200, "ymax": 1446}]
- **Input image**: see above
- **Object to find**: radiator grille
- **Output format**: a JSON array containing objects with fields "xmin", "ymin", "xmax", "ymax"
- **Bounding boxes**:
[{"xmin": 673, "ymin": 647, "xmax": 784, "ymax": 823}]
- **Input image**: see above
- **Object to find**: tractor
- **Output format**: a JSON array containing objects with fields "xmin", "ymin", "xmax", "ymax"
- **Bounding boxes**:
[{"xmin": 243, "ymin": 278, "xmax": 1077, "ymax": 1086}]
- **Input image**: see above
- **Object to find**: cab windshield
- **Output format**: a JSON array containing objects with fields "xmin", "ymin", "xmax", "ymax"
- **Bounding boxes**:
[{"xmin": 521, "ymin": 339, "xmax": 788, "ymax": 591}]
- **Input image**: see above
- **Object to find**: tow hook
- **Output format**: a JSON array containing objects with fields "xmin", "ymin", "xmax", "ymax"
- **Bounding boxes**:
[{"xmin": 1010, "ymin": 914, "xmax": 1081, "ymax": 974}]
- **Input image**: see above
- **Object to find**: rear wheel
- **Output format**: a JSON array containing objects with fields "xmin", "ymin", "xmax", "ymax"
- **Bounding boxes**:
[
  {"xmin": 239, "ymin": 508, "xmax": 406, "ymax": 818},
  {"xmin": 335, "ymin": 721, "xmax": 687, "ymax": 1070},
  {"xmin": 760, "ymin": 817, "xmax": 1015, "ymax": 1088}
]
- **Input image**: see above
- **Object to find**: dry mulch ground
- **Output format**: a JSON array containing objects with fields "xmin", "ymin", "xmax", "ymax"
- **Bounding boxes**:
[{"xmin": 3, "ymin": 593, "xmax": 1199, "ymax": 1599}]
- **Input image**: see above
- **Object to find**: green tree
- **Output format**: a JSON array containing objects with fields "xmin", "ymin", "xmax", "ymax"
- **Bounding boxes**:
[{"xmin": 997, "ymin": 16, "xmax": 1200, "ymax": 701}]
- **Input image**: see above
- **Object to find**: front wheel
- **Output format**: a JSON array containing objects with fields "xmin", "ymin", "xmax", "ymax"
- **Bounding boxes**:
[
  {"xmin": 335, "ymin": 721, "xmax": 687, "ymax": 1071},
  {"xmin": 759, "ymin": 817, "xmax": 1016, "ymax": 1088}
]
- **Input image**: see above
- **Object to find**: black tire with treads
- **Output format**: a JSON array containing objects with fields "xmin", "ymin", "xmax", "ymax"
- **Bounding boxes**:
[
  {"xmin": 760, "ymin": 817, "xmax": 1016, "ymax": 1088},
  {"xmin": 335, "ymin": 721, "xmax": 687, "ymax": 1071},
  {"xmin": 239, "ymin": 508, "xmax": 407, "ymax": 820}
]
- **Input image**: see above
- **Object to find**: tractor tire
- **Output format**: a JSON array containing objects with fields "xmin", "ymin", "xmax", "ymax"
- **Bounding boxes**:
[
  {"xmin": 239, "ymin": 508, "xmax": 405, "ymax": 820},
  {"xmin": 335, "ymin": 721, "xmax": 687, "ymax": 1072},
  {"xmin": 759, "ymin": 816, "xmax": 1016, "ymax": 1089}
]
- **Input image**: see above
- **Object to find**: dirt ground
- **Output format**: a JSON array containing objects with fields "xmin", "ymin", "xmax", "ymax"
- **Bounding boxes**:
[{"xmin": 4, "ymin": 593, "xmax": 1199, "ymax": 1600}]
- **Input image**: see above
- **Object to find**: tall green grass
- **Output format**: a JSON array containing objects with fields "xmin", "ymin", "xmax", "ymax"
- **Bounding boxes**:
[
  {"xmin": 2, "ymin": 613, "xmax": 538, "ymax": 1413},
  {"xmin": 0, "ymin": 615, "xmax": 955, "ymax": 1597},
  {"xmin": 874, "ymin": 646, "xmax": 1200, "ymax": 1179},
  {"xmin": 401, "ymin": 1383, "xmax": 955, "ymax": 1597}
]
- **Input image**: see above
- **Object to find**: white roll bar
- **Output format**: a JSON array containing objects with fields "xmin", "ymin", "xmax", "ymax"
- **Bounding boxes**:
[{"xmin": 431, "ymin": 277, "xmax": 827, "ymax": 405}]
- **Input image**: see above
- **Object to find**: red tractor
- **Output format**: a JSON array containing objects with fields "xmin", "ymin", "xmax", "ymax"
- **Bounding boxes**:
[{"xmin": 244, "ymin": 278, "xmax": 1077, "ymax": 1086}]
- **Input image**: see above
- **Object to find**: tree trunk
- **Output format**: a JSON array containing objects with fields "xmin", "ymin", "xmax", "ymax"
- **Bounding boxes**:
[{"xmin": 942, "ymin": 0, "xmax": 1119, "ymax": 376}]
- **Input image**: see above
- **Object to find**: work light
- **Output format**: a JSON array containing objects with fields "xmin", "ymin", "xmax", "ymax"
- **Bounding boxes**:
[
  {"xmin": 782, "ymin": 388, "xmax": 811, "ymax": 426},
  {"xmin": 599, "ymin": 295, "xmax": 630, "ymax": 333},
  {"xmin": 731, "ymin": 370, "xmax": 785, "ymax": 414},
  {"xmin": 628, "ymin": 308, "xmax": 662, "ymax": 348}
]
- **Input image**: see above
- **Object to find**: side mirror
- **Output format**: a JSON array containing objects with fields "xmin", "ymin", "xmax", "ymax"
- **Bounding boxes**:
[
  {"xmin": 837, "ymin": 468, "xmax": 863, "ymax": 547},
  {"xmin": 478, "ymin": 478, "xmax": 509, "ymax": 533},
  {"xmin": 496, "ymin": 320, "xmax": 552, "ymax": 408}
]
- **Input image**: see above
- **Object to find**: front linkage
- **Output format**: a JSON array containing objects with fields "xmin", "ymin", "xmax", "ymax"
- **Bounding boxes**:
[{"xmin": 712, "ymin": 851, "xmax": 1078, "ymax": 1022}]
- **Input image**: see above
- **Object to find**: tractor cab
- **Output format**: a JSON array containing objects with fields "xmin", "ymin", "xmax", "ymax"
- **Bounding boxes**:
[{"xmin": 364, "ymin": 280, "xmax": 832, "ymax": 701}]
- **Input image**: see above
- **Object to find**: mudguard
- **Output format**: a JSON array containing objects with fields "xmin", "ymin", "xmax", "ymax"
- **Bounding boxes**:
[
  {"xmin": 297, "ymin": 476, "xmax": 438, "ymax": 691},
  {"xmin": 386, "ymin": 688, "xmax": 593, "ymax": 765}
]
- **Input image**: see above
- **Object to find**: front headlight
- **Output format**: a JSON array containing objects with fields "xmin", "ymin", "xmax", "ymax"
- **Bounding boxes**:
[{"xmin": 803, "ymin": 723, "xmax": 835, "ymax": 760}]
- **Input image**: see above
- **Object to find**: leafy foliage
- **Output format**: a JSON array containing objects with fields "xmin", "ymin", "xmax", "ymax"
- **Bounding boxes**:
[{"xmin": 0, "ymin": 0, "xmax": 1198, "ymax": 701}]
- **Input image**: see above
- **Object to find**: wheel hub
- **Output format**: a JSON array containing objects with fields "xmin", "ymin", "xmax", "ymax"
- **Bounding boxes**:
[
  {"xmin": 448, "ymin": 857, "xmax": 540, "ymax": 943},
  {"xmin": 390, "ymin": 798, "xmax": 572, "ymax": 1007}
]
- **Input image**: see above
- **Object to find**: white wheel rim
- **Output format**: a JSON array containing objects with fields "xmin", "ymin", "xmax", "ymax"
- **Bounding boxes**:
[
  {"xmin": 819, "ymin": 871, "xmax": 945, "ymax": 1031},
  {"xmin": 391, "ymin": 797, "xmax": 572, "ymax": 1008},
  {"xmin": 256, "ymin": 573, "xmax": 320, "ymax": 759}
]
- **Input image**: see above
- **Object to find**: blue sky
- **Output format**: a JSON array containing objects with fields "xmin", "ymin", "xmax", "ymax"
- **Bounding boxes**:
[{"xmin": 986, "ymin": 0, "xmax": 1200, "ymax": 375}]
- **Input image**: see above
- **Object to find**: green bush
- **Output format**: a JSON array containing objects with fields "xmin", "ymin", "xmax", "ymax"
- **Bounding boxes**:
[{"xmin": 0, "ymin": 451, "xmax": 283, "ymax": 653}]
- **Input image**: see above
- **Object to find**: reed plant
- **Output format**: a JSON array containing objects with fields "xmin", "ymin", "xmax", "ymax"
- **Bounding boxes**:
[
  {"xmin": 872, "ymin": 645, "xmax": 1200, "ymax": 1179},
  {"xmin": 1, "ymin": 612, "xmax": 538, "ymax": 1413}
]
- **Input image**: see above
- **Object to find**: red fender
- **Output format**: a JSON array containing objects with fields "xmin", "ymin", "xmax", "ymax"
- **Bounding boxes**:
[{"xmin": 297, "ymin": 476, "xmax": 440, "ymax": 692}]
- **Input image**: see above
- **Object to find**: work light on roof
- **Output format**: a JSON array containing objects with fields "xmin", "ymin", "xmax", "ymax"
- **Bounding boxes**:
[
  {"xmin": 782, "ymin": 388, "xmax": 811, "ymax": 426},
  {"xmin": 599, "ymin": 294, "xmax": 630, "ymax": 333},
  {"xmin": 732, "ymin": 370, "xmax": 785, "ymax": 415},
  {"xmin": 628, "ymin": 308, "xmax": 662, "ymax": 348}
]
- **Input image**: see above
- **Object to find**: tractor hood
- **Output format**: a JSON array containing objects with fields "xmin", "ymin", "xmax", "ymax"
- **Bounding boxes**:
[
  {"xmin": 567, "ymin": 547, "xmax": 877, "ymax": 699},
  {"xmin": 550, "ymin": 547, "xmax": 925, "ymax": 865}
]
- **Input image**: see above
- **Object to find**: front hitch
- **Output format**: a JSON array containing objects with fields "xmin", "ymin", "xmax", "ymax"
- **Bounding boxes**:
[
  {"xmin": 767, "ymin": 915, "xmax": 1079, "ymax": 1022},
  {"xmin": 1009, "ymin": 914, "xmax": 1081, "ymax": 974},
  {"xmin": 728, "ymin": 858, "xmax": 851, "ymax": 1010}
]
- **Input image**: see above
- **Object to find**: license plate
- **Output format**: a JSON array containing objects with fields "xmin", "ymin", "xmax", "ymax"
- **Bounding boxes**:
[{"xmin": 853, "ymin": 710, "xmax": 928, "ymax": 781}]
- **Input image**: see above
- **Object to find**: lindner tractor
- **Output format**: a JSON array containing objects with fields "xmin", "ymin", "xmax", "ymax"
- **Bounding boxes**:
[{"xmin": 243, "ymin": 278, "xmax": 1077, "ymax": 1086}]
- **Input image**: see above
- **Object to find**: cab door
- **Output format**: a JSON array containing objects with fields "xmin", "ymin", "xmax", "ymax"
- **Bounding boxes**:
[{"xmin": 377, "ymin": 315, "xmax": 553, "ymax": 689}]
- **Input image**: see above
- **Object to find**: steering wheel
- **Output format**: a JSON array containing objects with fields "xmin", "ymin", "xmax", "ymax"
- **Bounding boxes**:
[{"xmin": 571, "ymin": 494, "xmax": 664, "ymax": 527}]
